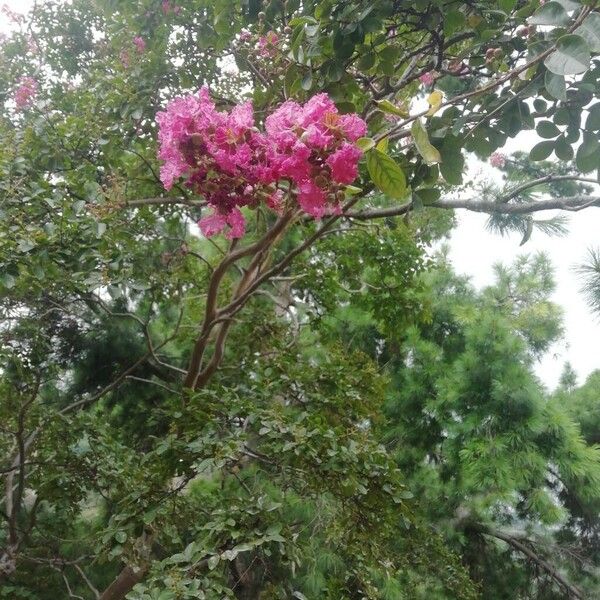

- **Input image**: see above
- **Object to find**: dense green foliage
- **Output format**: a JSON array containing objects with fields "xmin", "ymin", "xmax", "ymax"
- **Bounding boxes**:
[{"xmin": 2, "ymin": 0, "xmax": 600, "ymax": 598}]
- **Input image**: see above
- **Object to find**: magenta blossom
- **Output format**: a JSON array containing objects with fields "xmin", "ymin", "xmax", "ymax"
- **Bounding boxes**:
[
  {"xmin": 257, "ymin": 31, "xmax": 279, "ymax": 57},
  {"xmin": 14, "ymin": 76, "xmax": 37, "ymax": 109},
  {"xmin": 161, "ymin": 1, "xmax": 180, "ymax": 15},
  {"xmin": 133, "ymin": 36, "xmax": 146, "ymax": 53},
  {"xmin": 489, "ymin": 152, "xmax": 506, "ymax": 168},
  {"xmin": 156, "ymin": 88, "xmax": 367, "ymax": 237},
  {"xmin": 419, "ymin": 72, "xmax": 435, "ymax": 87}
]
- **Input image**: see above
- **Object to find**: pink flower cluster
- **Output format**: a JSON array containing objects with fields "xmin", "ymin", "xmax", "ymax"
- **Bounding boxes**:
[
  {"xmin": 489, "ymin": 151, "xmax": 506, "ymax": 168},
  {"xmin": 257, "ymin": 31, "xmax": 279, "ymax": 57},
  {"xmin": 161, "ymin": 0, "xmax": 181, "ymax": 15},
  {"xmin": 14, "ymin": 76, "xmax": 37, "ymax": 109},
  {"xmin": 419, "ymin": 72, "xmax": 435, "ymax": 87},
  {"xmin": 157, "ymin": 89, "xmax": 366, "ymax": 238},
  {"xmin": 133, "ymin": 36, "xmax": 146, "ymax": 53}
]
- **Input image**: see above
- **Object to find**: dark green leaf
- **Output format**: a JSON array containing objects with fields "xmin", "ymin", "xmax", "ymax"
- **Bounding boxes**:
[
  {"xmin": 545, "ymin": 71, "xmax": 567, "ymax": 101},
  {"xmin": 554, "ymin": 136, "xmax": 574, "ymax": 160},
  {"xmin": 438, "ymin": 136, "xmax": 464, "ymax": 184},
  {"xmin": 530, "ymin": 140, "xmax": 554, "ymax": 161},
  {"xmin": 585, "ymin": 104, "xmax": 600, "ymax": 131},
  {"xmin": 536, "ymin": 120, "xmax": 560, "ymax": 139},
  {"xmin": 576, "ymin": 134, "xmax": 600, "ymax": 172}
]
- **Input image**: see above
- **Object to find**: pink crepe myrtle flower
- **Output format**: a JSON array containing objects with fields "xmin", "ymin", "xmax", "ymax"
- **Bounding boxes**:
[
  {"xmin": 14, "ymin": 76, "xmax": 37, "ymax": 109},
  {"xmin": 326, "ymin": 143, "xmax": 362, "ymax": 185},
  {"xmin": 338, "ymin": 113, "xmax": 368, "ymax": 141},
  {"xmin": 133, "ymin": 36, "xmax": 146, "ymax": 53},
  {"xmin": 489, "ymin": 152, "xmax": 506, "ymax": 168},
  {"xmin": 199, "ymin": 207, "xmax": 245, "ymax": 239},
  {"xmin": 257, "ymin": 31, "xmax": 279, "ymax": 57},
  {"xmin": 162, "ymin": 1, "xmax": 180, "ymax": 15},
  {"xmin": 156, "ymin": 87, "xmax": 367, "ymax": 237},
  {"xmin": 419, "ymin": 71, "xmax": 435, "ymax": 87}
]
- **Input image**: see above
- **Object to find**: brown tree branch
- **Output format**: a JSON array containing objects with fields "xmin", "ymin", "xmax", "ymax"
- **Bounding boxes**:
[
  {"xmin": 183, "ymin": 208, "xmax": 297, "ymax": 389},
  {"xmin": 345, "ymin": 195, "xmax": 600, "ymax": 221},
  {"xmin": 481, "ymin": 527, "xmax": 583, "ymax": 599}
]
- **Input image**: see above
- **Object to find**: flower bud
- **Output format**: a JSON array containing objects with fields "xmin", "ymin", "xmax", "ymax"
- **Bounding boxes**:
[{"xmin": 190, "ymin": 133, "xmax": 204, "ymax": 146}]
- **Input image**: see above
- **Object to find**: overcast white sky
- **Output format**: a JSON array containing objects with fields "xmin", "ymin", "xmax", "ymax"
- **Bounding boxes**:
[{"xmin": 3, "ymin": 0, "xmax": 599, "ymax": 389}]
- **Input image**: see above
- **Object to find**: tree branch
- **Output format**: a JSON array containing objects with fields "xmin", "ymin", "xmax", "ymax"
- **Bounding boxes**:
[{"xmin": 481, "ymin": 527, "xmax": 583, "ymax": 599}]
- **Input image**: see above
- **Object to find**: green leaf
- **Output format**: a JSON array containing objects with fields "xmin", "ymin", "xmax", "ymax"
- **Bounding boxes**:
[
  {"xmin": 366, "ymin": 150, "xmax": 408, "ymax": 198},
  {"xmin": 356, "ymin": 137, "xmax": 375, "ymax": 152},
  {"xmin": 17, "ymin": 239, "xmax": 35, "ymax": 253},
  {"xmin": 529, "ymin": 1, "xmax": 569, "ymax": 26},
  {"xmin": 554, "ymin": 0, "xmax": 580, "ymax": 9},
  {"xmin": 530, "ymin": 140, "xmax": 554, "ymax": 161},
  {"xmin": 536, "ymin": 120, "xmax": 560, "ymax": 139},
  {"xmin": 545, "ymin": 71, "xmax": 567, "ymax": 101},
  {"xmin": 376, "ymin": 137, "xmax": 389, "ymax": 153},
  {"xmin": 586, "ymin": 104, "xmax": 600, "ymax": 130},
  {"xmin": 414, "ymin": 188, "xmax": 441, "ymax": 204},
  {"xmin": 499, "ymin": 0, "xmax": 517, "ymax": 12},
  {"xmin": 576, "ymin": 133, "xmax": 600, "ymax": 172},
  {"xmin": 544, "ymin": 34, "xmax": 591, "ymax": 76},
  {"xmin": 376, "ymin": 99, "xmax": 409, "ymax": 117},
  {"xmin": 554, "ymin": 136, "xmax": 574, "ymax": 160},
  {"xmin": 576, "ymin": 12, "xmax": 600, "ymax": 52},
  {"xmin": 94, "ymin": 222, "xmax": 107, "ymax": 238},
  {"xmin": 208, "ymin": 555, "xmax": 220, "ymax": 570},
  {"xmin": 438, "ymin": 136, "xmax": 464, "ymax": 184},
  {"xmin": 2, "ymin": 273, "xmax": 16, "ymax": 288},
  {"xmin": 114, "ymin": 531, "xmax": 127, "ymax": 544},
  {"xmin": 301, "ymin": 71, "xmax": 313, "ymax": 91},
  {"xmin": 444, "ymin": 10, "xmax": 466, "ymax": 35},
  {"xmin": 333, "ymin": 29, "xmax": 356, "ymax": 60},
  {"xmin": 325, "ymin": 60, "xmax": 344, "ymax": 82},
  {"xmin": 411, "ymin": 120, "xmax": 442, "ymax": 165}
]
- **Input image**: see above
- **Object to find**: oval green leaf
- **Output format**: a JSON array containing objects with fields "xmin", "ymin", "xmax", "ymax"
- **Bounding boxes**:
[
  {"xmin": 576, "ymin": 12, "xmax": 600, "ymax": 52},
  {"xmin": 544, "ymin": 34, "xmax": 591, "ymax": 76},
  {"xmin": 411, "ymin": 120, "xmax": 442, "ymax": 165},
  {"xmin": 554, "ymin": 136, "xmax": 574, "ymax": 161},
  {"xmin": 529, "ymin": 1, "xmax": 569, "ymax": 26},
  {"xmin": 545, "ymin": 71, "xmax": 567, "ymax": 101},
  {"xmin": 530, "ymin": 140, "xmax": 554, "ymax": 161},
  {"xmin": 536, "ymin": 120, "xmax": 560, "ymax": 139},
  {"xmin": 366, "ymin": 149, "xmax": 408, "ymax": 198}
]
